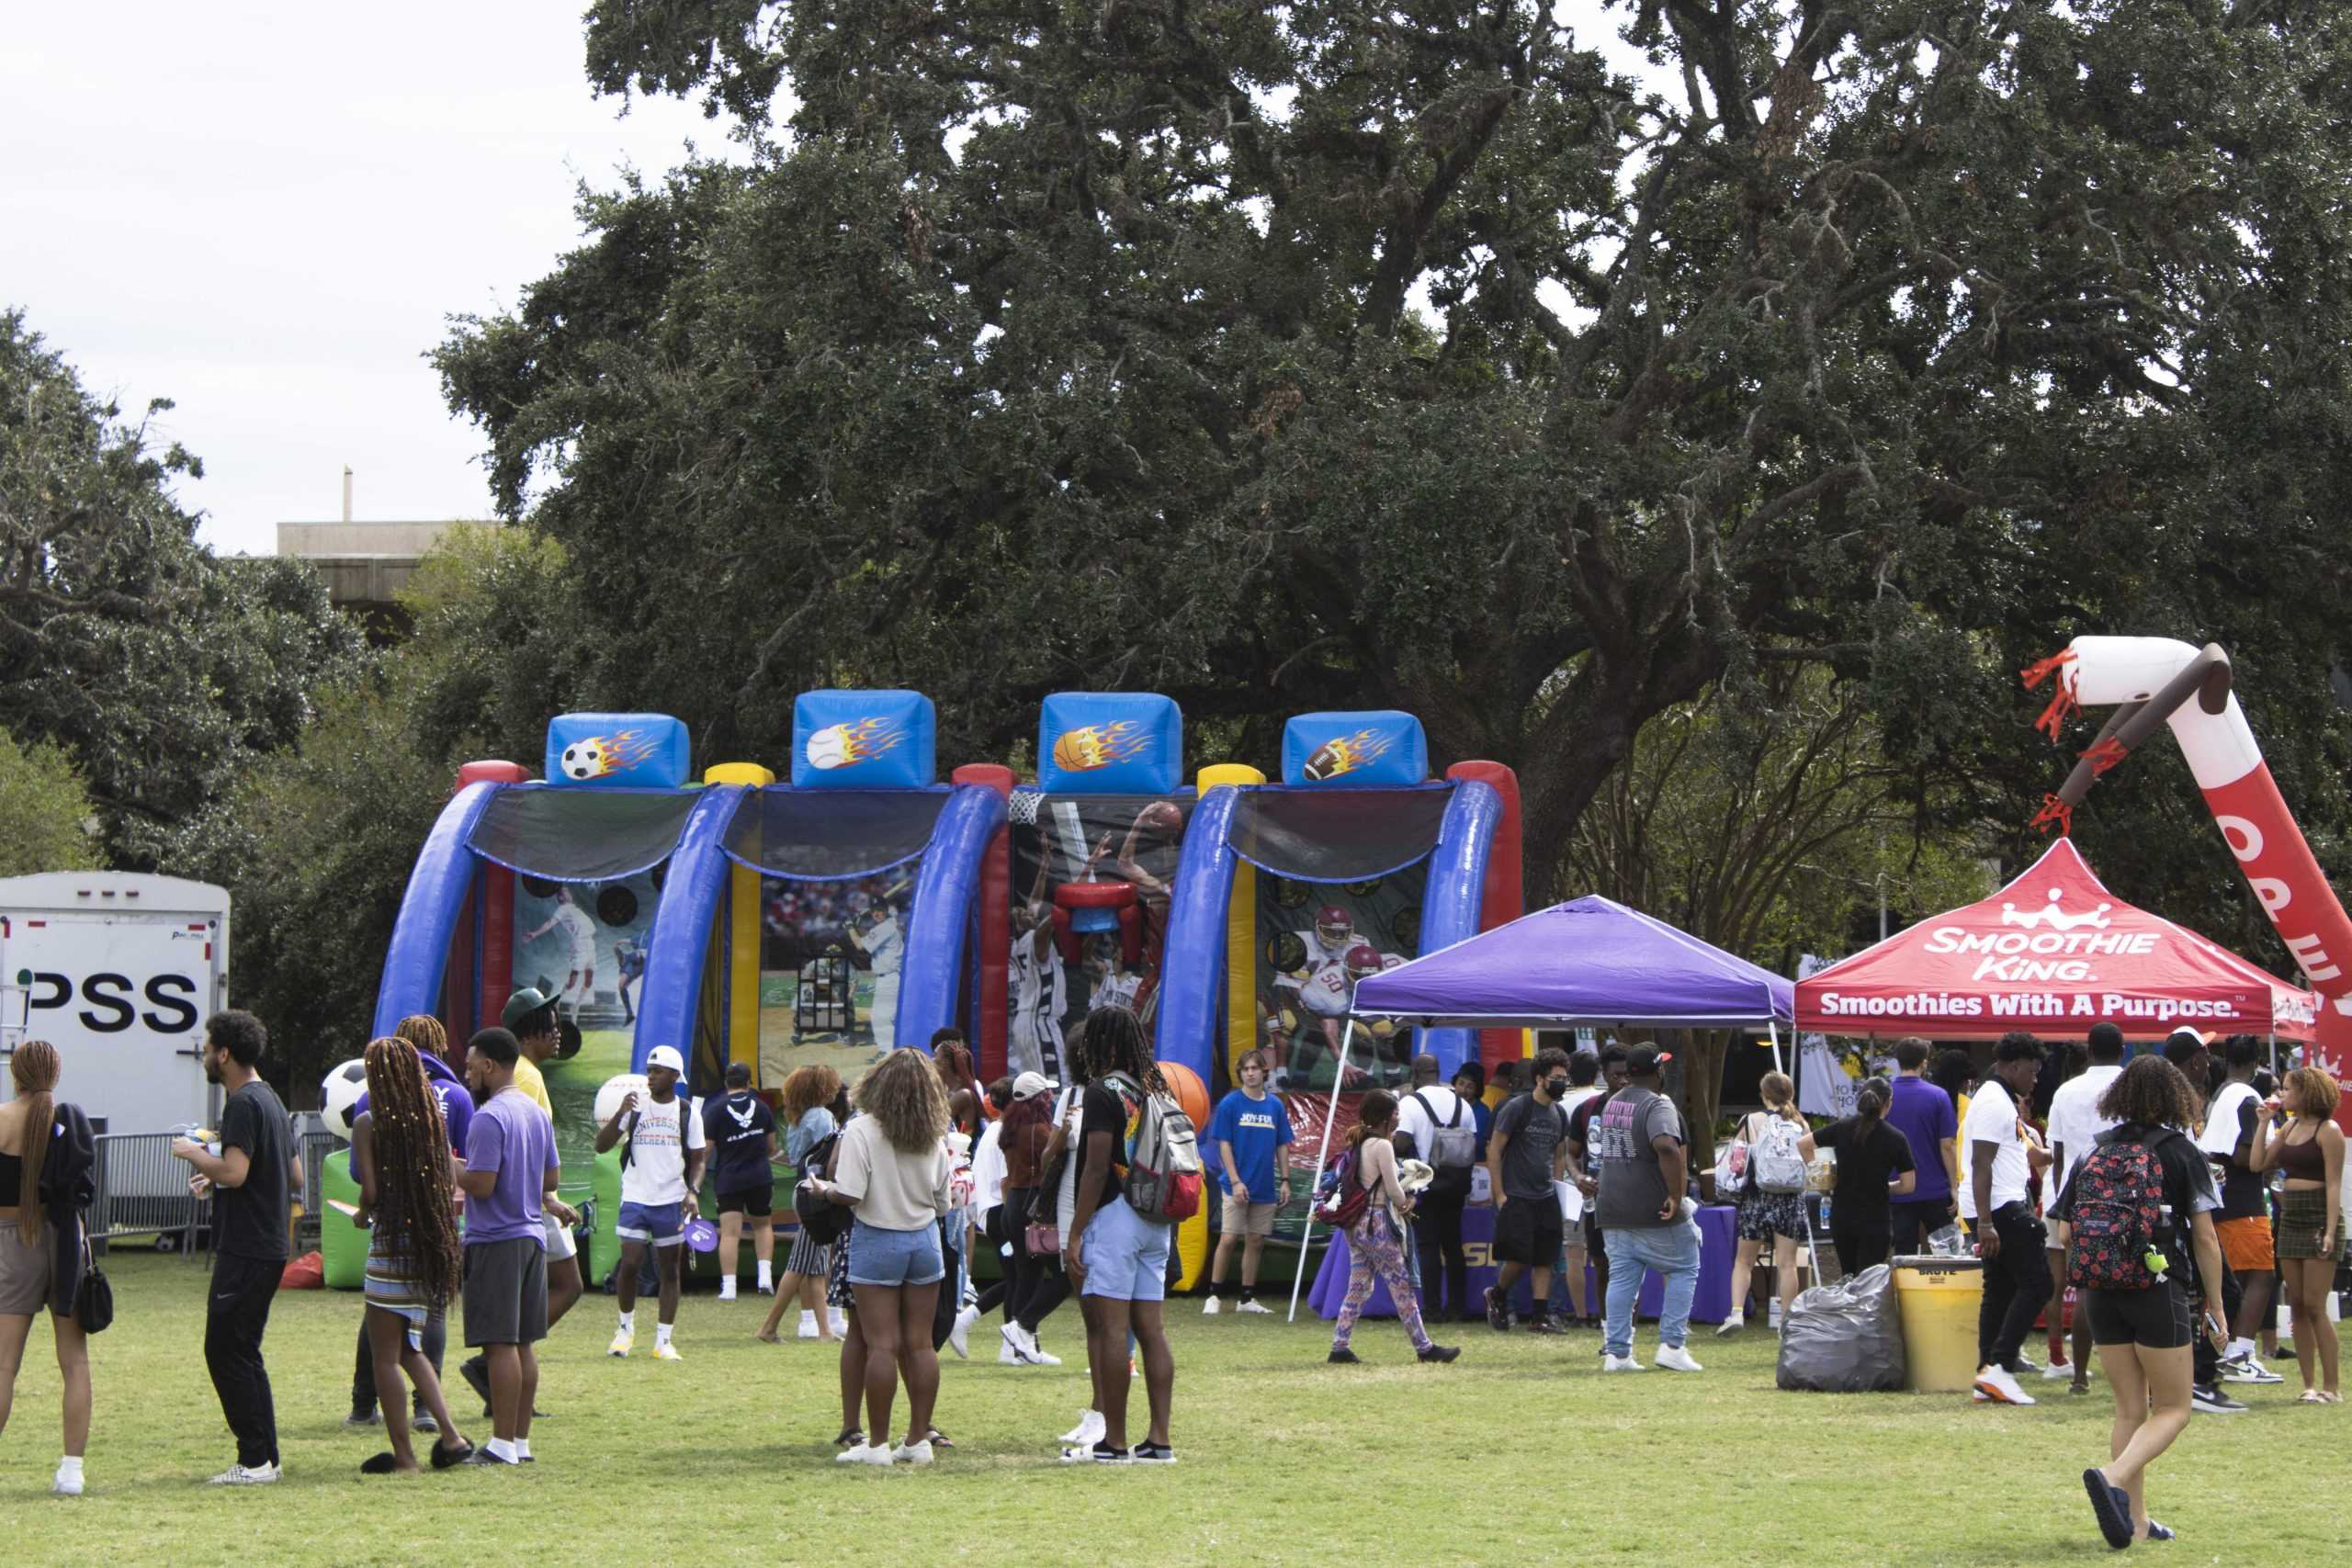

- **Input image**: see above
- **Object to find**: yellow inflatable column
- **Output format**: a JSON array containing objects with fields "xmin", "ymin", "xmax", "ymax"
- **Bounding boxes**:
[
  {"xmin": 706, "ymin": 763, "xmax": 775, "ymax": 1085},
  {"xmin": 1179, "ymin": 761, "xmax": 1264, "ymax": 1292}
]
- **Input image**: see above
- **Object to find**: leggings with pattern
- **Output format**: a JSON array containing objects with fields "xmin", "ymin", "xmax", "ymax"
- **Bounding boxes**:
[{"xmin": 1333, "ymin": 1210, "xmax": 1433, "ymax": 1352}]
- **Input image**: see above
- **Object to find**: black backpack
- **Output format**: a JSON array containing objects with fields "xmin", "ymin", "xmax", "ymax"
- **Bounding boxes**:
[{"xmin": 792, "ymin": 1130, "xmax": 853, "ymax": 1246}]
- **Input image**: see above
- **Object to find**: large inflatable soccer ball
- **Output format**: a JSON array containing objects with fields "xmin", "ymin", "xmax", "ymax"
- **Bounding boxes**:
[
  {"xmin": 322, "ymin": 1058, "xmax": 369, "ymax": 1139},
  {"xmin": 594, "ymin": 1072, "xmax": 650, "ymax": 1129}
]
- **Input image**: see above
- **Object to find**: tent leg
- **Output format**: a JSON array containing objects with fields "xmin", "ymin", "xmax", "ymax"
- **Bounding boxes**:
[
  {"xmin": 1768, "ymin": 1020, "xmax": 1783, "ymax": 1076},
  {"xmin": 1287, "ymin": 1019, "xmax": 1357, "ymax": 1324}
]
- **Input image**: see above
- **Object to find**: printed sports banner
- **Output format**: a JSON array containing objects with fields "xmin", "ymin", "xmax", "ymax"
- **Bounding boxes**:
[
  {"xmin": 1254, "ymin": 869, "xmax": 1426, "ymax": 1092},
  {"xmin": 1006, "ymin": 792, "xmax": 1192, "ymax": 1079},
  {"xmin": 514, "ymin": 869, "xmax": 661, "ymax": 1174},
  {"xmin": 755, "ymin": 863, "xmax": 923, "ymax": 1083}
]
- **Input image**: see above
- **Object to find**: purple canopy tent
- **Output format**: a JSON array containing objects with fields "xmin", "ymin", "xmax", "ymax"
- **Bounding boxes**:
[{"xmin": 1286, "ymin": 896, "xmax": 1795, "ymax": 1319}]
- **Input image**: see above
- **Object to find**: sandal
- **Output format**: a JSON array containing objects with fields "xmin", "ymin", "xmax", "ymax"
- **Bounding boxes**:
[
  {"xmin": 359, "ymin": 1452, "xmax": 406, "ymax": 1475},
  {"xmin": 430, "ymin": 1438, "xmax": 475, "ymax": 1469},
  {"xmin": 2300, "ymin": 1390, "xmax": 2327, "ymax": 1404},
  {"xmin": 834, "ymin": 1427, "xmax": 864, "ymax": 1449}
]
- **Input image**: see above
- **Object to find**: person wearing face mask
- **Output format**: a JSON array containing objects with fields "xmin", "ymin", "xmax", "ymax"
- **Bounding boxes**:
[
  {"xmin": 1482, "ymin": 1047, "xmax": 1576, "ymax": 1334},
  {"xmin": 1566, "ymin": 1045, "xmax": 1632, "ymax": 1331}
]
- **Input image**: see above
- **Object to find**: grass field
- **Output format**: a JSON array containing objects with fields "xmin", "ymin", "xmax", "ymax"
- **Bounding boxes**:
[{"xmin": 2, "ymin": 1252, "xmax": 2342, "ymax": 1565}]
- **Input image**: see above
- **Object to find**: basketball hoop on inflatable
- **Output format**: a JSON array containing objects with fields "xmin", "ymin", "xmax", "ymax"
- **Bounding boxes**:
[{"xmin": 1053, "ymin": 879, "xmax": 1143, "ymax": 968}]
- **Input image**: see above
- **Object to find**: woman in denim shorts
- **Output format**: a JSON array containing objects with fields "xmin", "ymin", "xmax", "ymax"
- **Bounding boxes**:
[{"xmin": 807, "ymin": 1050, "xmax": 953, "ymax": 1466}]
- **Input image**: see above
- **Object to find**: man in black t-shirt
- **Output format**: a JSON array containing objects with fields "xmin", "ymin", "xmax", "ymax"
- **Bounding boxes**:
[
  {"xmin": 172, "ymin": 1010, "xmax": 298, "ymax": 1485},
  {"xmin": 1566, "ymin": 1044, "xmax": 1631, "ymax": 1329},
  {"xmin": 704, "ymin": 1062, "xmax": 780, "ymax": 1301}
]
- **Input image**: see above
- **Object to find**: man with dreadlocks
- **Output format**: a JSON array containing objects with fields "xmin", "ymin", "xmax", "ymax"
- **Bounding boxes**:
[
  {"xmin": 1060, "ymin": 1006, "xmax": 1178, "ymax": 1466},
  {"xmin": 351, "ymin": 1034, "xmax": 476, "ymax": 1473}
]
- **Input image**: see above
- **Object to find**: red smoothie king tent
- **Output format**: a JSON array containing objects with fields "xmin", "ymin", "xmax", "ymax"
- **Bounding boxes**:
[{"xmin": 1795, "ymin": 839, "xmax": 2318, "ymax": 1040}]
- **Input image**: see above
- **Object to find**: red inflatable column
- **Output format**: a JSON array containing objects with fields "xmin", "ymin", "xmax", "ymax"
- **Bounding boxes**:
[
  {"xmin": 454, "ymin": 760, "xmax": 529, "ymax": 1040},
  {"xmin": 955, "ymin": 763, "xmax": 1016, "ymax": 1080},
  {"xmin": 1447, "ymin": 760, "xmax": 1524, "ymax": 1072}
]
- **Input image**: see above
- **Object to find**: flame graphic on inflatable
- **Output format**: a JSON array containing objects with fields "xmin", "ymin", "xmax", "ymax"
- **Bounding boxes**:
[
  {"xmin": 805, "ymin": 717, "xmax": 906, "ymax": 771},
  {"xmin": 1050, "ymin": 721, "xmax": 1152, "ymax": 774},
  {"xmin": 568, "ymin": 728, "xmax": 662, "ymax": 779},
  {"xmin": 1307, "ymin": 728, "xmax": 1396, "ymax": 780}
]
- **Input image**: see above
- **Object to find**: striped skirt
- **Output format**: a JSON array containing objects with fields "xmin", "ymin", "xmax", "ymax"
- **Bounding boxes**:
[
  {"xmin": 787, "ymin": 1224, "xmax": 831, "ymax": 1278},
  {"xmin": 365, "ymin": 1230, "xmax": 444, "ymax": 1351}
]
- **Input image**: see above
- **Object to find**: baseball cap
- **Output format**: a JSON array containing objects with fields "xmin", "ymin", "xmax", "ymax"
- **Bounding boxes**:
[
  {"xmin": 645, "ymin": 1044, "xmax": 686, "ymax": 1075},
  {"xmin": 1625, "ymin": 1044, "xmax": 1674, "ymax": 1077},
  {"xmin": 2165, "ymin": 1027, "xmax": 2215, "ymax": 1048},
  {"xmin": 1011, "ymin": 1071, "xmax": 1053, "ymax": 1100},
  {"xmin": 501, "ymin": 987, "xmax": 556, "ymax": 1031}
]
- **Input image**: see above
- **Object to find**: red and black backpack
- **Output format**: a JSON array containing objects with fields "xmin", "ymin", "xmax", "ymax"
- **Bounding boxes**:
[{"xmin": 2067, "ymin": 1131, "xmax": 2174, "ymax": 1292}]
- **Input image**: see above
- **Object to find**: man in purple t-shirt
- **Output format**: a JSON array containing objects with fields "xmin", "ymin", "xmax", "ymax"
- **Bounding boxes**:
[
  {"xmin": 456, "ymin": 1028, "xmax": 570, "ymax": 1466},
  {"xmin": 1884, "ymin": 1037, "xmax": 1960, "ymax": 1254}
]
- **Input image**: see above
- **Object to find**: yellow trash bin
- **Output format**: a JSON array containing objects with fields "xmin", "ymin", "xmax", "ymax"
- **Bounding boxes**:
[{"xmin": 1893, "ymin": 1256, "xmax": 1984, "ymax": 1393}]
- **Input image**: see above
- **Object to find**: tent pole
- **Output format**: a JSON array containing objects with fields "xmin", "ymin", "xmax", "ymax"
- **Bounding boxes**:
[
  {"xmin": 1287, "ymin": 1017, "xmax": 1358, "ymax": 1324},
  {"xmin": 1768, "ymin": 1019, "xmax": 1783, "ymax": 1076}
]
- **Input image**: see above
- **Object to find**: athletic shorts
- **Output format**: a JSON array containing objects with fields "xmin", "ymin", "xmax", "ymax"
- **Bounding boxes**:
[
  {"xmin": 717, "ymin": 1183, "xmax": 775, "ymax": 1219},
  {"xmin": 1221, "ymin": 1194, "xmax": 1278, "ymax": 1237},
  {"xmin": 2214, "ymin": 1213, "xmax": 2274, "ymax": 1273},
  {"xmin": 462, "ymin": 1236, "xmax": 548, "ymax": 1348},
  {"xmin": 542, "ymin": 1209, "xmax": 577, "ymax": 1262},
  {"xmin": 616, "ymin": 1200, "xmax": 685, "ymax": 1247},
  {"xmin": 1493, "ymin": 1193, "xmax": 1565, "ymax": 1266},
  {"xmin": 846, "ymin": 1218, "xmax": 944, "ymax": 1288},
  {"xmin": 1079, "ymin": 1196, "xmax": 1172, "ymax": 1303},
  {"xmin": 2084, "ymin": 1280, "xmax": 2193, "ymax": 1351}
]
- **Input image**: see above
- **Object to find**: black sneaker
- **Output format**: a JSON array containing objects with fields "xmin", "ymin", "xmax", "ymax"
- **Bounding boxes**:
[
  {"xmin": 1059, "ymin": 1441, "xmax": 1131, "ymax": 1465},
  {"xmin": 410, "ymin": 1411, "xmax": 438, "ymax": 1436},
  {"xmin": 2190, "ymin": 1383, "xmax": 2247, "ymax": 1415},
  {"xmin": 1528, "ymin": 1314, "xmax": 1566, "ymax": 1336},
  {"xmin": 342, "ymin": 1408, "xmax": 380, "ymax": 1429},
  {"xmin": 1327, "ymin": 1347, "xmax": 1361, "ymax": 1364},
  {"xmin": 458, "ymin": 1356, "xmax": 492, "ymax": 1412},
  {"xmin": 1418, "ymin": 1344, "xmax": 1462, "ymax": 1363},
  {"xmin": 1131, "ymin": 1441, "xmax": 1177, "ymax": 1464},
  {"xmin": 1483, "ymin": 1287, "xmax": 1510, "ymax": 1332}
]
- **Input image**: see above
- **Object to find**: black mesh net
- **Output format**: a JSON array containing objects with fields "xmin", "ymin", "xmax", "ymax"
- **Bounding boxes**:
[
  {"xmin": 723, "ymin": 786, "xmax": 950, "ymax": 881},
  {"xmin": 466, "ymin": 787, "xmax": 704, "ymax": 883},
  {"xmin": 1226, "ymin": 784, "xmax": 1453, "ymax": 883}
]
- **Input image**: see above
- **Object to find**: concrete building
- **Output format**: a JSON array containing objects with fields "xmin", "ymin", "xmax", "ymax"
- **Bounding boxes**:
[{"xmin": 274, "ymin": 516, "xmax": 492, "ymax": 639}]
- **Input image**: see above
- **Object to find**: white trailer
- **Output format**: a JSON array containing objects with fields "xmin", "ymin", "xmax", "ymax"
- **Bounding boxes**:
[{"xmin": 0, "ymin": 872, "xmax": 230, "ymax": 1134}]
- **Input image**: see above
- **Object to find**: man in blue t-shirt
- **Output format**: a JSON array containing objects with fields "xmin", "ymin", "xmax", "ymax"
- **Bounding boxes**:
[{"xmin": 1204, "ymin": 1050, "xmax": 1294, "ymax": 1314}]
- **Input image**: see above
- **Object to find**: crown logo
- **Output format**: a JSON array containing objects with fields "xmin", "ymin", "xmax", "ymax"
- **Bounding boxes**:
[{"xmin": 2000, "ymin": 888, "xmax": 2113, "ymax": 932}]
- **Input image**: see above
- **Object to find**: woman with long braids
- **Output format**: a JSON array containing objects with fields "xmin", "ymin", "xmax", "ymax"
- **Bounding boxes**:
[
  {"xmin": 1060, "ymin": 1006, "xmax": 1178, "ymax": 1465},
  {"xmin": 0, "ymin": 1040, "xmax": 96, "ymax": 1495},
  {"xmin": 1326, "ymin": 1089, "xmax": 1459, "ymax": 1367},
  {"xmin": 352, "ymin": 1034, "xmax": 473, "ymax": 1473}
]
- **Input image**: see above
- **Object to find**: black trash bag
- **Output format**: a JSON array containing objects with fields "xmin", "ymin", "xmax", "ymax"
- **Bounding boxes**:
[{"xmin": 1775, "ymin": 1262, "xmax": 1906, "ymax": 1393}]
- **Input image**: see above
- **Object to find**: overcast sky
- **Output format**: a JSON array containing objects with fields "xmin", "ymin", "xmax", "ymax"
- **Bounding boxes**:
[
  {"xmin": 6, "ymin": 5, "xmax": 1646, "ymax": 561},
  {"xmin": 2, "ymin": 3, "xmax": 735, "ymax": 557}
]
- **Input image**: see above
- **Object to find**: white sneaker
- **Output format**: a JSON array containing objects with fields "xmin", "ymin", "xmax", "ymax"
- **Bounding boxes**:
[
  {"xmin": 1002, "ymin": 1322, "xmax": 1047, "ymax": 1365},
  {"xmin": 834, "ymin": 1442, "xmax": 894, "ymax": 1466},
  {"xmin": 892, "ymin": 1438, "xmax": 934, "ymax": 1466},
  {"xmin": 52, "ymin": 1466, "xmax": 84, "ymax": 1496},
  {"xmin": 949, "ymin": 1304, "xmax": 978, "ymax": 1360},
  {"xmin": 797, "ymin": 1310, "xmax": 820, "ymax": 1340},
  {"xmin": 1202, "ymin": 1295, "xmax": 1222, "ymax": 1315},
  {"xmin": 999, "ymin": 1340, "xmax": 1022, "ymax": 1364},
  {"xmin": 1601, "ymin": 1354, "xmax": 1647, "ymax": 1372},
  {"xmin": 718, "ymin": 1278, "xmax": 738, "ymax": 1302},
  {"xmin": 1059, "ymin": 1409, "xmax": 1107, "ymax": 1446},
  {"xmin": 1236, "ymin": 1300, "xmax": 1273, "ymax": 1314},
  {"xmin": 652, "ymin": 1341, "xmax": 684, "ymax": 1362},
  {"xmin": 830, "ymin": 1307, "xmax": 849, "ymax": 1336},
  {"xmin": 607, "ymin": 1330, "xmax": 633, "ymax": 1358},
  {"xmin": 2220, "ymin": 1355, "xmax": 2285, "ymax": 1385},
  {"xmin": 207, "ymin": 1461, "xmax": 280, "ymax": 1485},
  {"xmin": 2041, "ymin": 1359, "xmax": 2078, "ymax": 1381},
  {"xmin": 1656, "ymin": 1344, "xmax": 1704, "ymax": 1373},
  {"xmin": 1973, "ymin": 1364, "xmax": 2036, "ymax": 1405}
]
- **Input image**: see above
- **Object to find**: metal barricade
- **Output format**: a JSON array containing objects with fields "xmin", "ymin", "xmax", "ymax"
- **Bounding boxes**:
[
  {"xmin": 90, "ymin": 1133, "xmax": 209, "ymax": 1258},
  {"xmin": 294, "ymin": 1128, "xmax": 339, "ymax": 1252}
]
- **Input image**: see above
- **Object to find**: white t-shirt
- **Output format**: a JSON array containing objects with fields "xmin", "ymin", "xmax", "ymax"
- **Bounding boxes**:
[
  {"xmin": 969, "ymin": 1119, "xmax": 1008, "ymax": 1215},
  {"xmin": 2197, "ymin": 1080, "xmax": 2259, "ymax": 1161},
  {"xmin": 2045, "ymin": 1064, "xmax": 2123, "ymax": 1198},
  {"xmin": 1396, "ymin": 1085, "xmax": 1467, "ymax": 1159},
  {"xmin": 1958, "ymin": 1079, "xmax": 2030, "ymax": 1220},
  {"xmin": 619, "ymin": 1093, "xmax": 707, "ymax": 1206}
]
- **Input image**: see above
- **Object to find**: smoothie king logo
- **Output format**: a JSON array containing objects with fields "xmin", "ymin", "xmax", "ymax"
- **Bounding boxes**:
[{"xmin": 1923, "ymin": 887, "xmax": 2154, "ymax": 982}]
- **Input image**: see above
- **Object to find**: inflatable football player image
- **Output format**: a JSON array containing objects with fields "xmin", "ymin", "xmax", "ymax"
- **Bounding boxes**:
[{"xmin": 1274, "ymin": 941, "xmax": 1403, "ymax": 1091}]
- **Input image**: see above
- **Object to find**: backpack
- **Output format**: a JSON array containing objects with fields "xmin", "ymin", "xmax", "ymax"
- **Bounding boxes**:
[
  {"xmin": 791, "ymin": 1130, "xmax": 853, "ymax": 1246},
  {"xmin": 1102, "ymin": 1072, "xmax": 1204, "ymax": 1224},
  {"xmin": 1412, "ymin": 1091, "xmax": 1476, "ymax": 1198},
  {"xmin": 1314, "ymin": 1145, "xmax": 1372, "ymax": 1232},
  {"xmin": 2067, "ymin": 1131, "xmax": 2173, "ymax": 1292},
  {"xmin": 1752, "ymin": 1111, "xmax": 1807, "ymax": 1194}
]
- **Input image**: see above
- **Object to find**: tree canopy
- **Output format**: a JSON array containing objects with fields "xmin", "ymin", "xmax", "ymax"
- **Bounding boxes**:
[
  {"xmin": 435, "ymin": 1, "xmax": 2352, "ymax": 957},
  {"xmin": 0, "ymin": 310, "xmax": 367, "ymax": 865}
]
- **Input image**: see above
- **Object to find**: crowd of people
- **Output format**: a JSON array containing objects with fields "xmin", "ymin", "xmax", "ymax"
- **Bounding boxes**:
[{"xmin": 0, "ymin": 998, "xmax": 2342, "ymax": 1533}]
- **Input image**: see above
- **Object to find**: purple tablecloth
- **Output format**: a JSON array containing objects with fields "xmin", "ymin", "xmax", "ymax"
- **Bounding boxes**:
[{"xmin": 1308, "ymin": 1201, "xmax": 1739, "ymax": 1323}]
